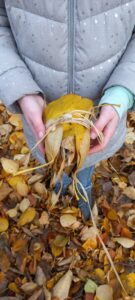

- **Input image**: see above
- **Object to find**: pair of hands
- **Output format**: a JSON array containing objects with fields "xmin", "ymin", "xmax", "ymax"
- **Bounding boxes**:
[{"xmin": 18, "ymin": 95, "xmax": 119, "ymax": 155}]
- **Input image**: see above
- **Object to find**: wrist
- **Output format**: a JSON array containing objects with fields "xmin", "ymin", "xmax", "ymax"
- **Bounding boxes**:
[{"xmin": 100, "ymin": 86, "xmax": 134, "ymax": 119}]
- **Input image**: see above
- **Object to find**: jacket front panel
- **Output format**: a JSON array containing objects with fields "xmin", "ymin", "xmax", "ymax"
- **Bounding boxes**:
[{"xmin": 5, "ymin": 0, "xmax": 135, "ymax": 101}]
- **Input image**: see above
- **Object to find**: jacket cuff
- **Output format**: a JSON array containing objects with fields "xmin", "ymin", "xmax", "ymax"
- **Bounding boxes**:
[
  {"xmin": 0, "ymin": 66, "xmax": 44, "ymax": 114},
  {"xmin": 99, "ymin": 86, "xmax": 134, "ymax": 119}
]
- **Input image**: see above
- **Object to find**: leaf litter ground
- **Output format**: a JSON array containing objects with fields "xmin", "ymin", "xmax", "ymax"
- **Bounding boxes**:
[{"xmin": 0, "ymin": 101, "xmax": 135, "ymax": 300}]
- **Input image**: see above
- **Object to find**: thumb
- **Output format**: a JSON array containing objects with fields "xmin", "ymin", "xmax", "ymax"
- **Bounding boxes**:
[
  {"xmin": 32, "ymin": 117, "xmax": 46, "ymax": 141},
  {"xmin": 91, "ymin": 109, "xmax": 111, "ymax": 139}
]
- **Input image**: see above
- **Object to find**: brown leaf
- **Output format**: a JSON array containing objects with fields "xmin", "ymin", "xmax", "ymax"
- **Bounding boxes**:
[
  {"xmin": 0, "ymin": 251, "xmax": 11, "ymax": 272},
  {"xmin": 84, "ymin": 294, "xmax": 94, "ymax": 300},
  {"xmin": 28, "ymin": 288, "xmax": 43, "ymax": 300},
  {"xmin": 129, "ymin": 171, "xmax": 135, "ymax": 187},
  {"xmin": 0, "ymin": 183, "xmax": 12, "ymax": 201}
]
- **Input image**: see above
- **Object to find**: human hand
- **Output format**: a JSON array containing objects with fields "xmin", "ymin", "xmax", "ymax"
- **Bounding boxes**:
[
  {"xmin": 18, "ymin": 94, "xmax": 46, "ymax": 154},
  {"xmin": 89, "ymin": 105, "xmax": 119, "ymax": 154}
]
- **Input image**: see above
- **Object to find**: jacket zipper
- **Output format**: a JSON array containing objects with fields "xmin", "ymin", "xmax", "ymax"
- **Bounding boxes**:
[{"xmin": 68, "ymin": 0, "xmax": 75, "ymax": 93}]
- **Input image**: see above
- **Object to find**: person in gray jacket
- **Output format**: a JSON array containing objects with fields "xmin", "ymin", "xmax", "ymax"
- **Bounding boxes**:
[{"xmin": 0, "ymin": 0, "xmax": 134, "ymax": 220}]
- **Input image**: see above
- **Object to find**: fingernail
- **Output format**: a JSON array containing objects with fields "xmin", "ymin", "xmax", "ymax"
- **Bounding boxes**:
[
  {"xmin": 91, "ymin": 132, "xmax": 97, "ymax": 139},
  {"xmin": 38, "ymin": 131, "xmax": 44, "ymax": 139}
]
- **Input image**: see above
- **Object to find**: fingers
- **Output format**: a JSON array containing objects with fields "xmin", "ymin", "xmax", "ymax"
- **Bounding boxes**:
[
  {"xmin": 91, "ymin": 107, "xmax": 112, "ymax": 140},
  {"xmin": 89, "ymin": 118, "xmax": 118, "ymax": 154}
]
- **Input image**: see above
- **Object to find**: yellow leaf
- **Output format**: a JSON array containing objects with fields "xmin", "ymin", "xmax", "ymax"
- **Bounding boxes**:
[
  {"xmin": 107, "ymin": 209, "xmax": 119, "ymax": 221},
  {"xmin": 8, "ymin": 114, "xmax": 22, "ymax": 129},
  {"xmin": 60, "ymin": 214, "xmax": 77, "ymax": 227},
  {"xmin": 9, "ymin": 131, "xmax": 25, "ymax": 144},
  {"xmin": 16, "ymin": 182, "xmax": 29, "ymax": 196},
  {"xmin": 45, "ymin": 126, "xmax": 63, "ymax": 162},
  {"xmin": 17, "ymin": 207, "xmax": 36, "ymax": 227},
  {"xmin": 8, "ymin": 282, "xmax": 20, "ymax": 294},
  {"xmin": 94, "ymin": 268, "xmax": 105, "ymax": 282},
  {"xmin": 43, "ymin": 94, "xmax": 93, "ymax": 169},
  {"xmin": 127, "ymin": 273, "xmax": 135, "ymax": 290},
  {"xmin": 113, "ymin": 237, "xmax": 135, "ymax": 248},
  {"xmin": 21, "ymin": 146, "xmax": 29, "ymax": 154},
  {"xmin": 82, "ymin": 238, "xmax": 97, "ymax": 250},
  {"xmin": 7, "ymin": 175, "xmax": 25, "ymax": 189},
  {"xmin": 0, "ymin": 217, "xmax": 9, "ymax": 232},
  {"xmin": 1, "ymin": 158, "xmax": 19, "ymax": 174},
  {"xmin": 50, "ymin": 244, "xmax": 63, "ymax": 257}
]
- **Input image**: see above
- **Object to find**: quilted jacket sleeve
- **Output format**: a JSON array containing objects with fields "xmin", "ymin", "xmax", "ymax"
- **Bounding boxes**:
[
  {"xmin": 104, "ymin": 32, "xmax": 135, "ymax": 111},
  {"xmin": 0, "ymin": 0, "xmax": 44, "ymax": 113}
]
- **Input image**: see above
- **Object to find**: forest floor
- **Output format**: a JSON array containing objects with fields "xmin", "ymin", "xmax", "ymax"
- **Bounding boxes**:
[{"xmin": 0, "ymin": 102, "xmax": 134, "ymax": 300}]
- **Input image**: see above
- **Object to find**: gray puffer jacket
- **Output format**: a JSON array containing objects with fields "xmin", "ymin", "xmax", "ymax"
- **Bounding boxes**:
[{"xmin": 0, "ymin": 0, "xmax": 135, "ymax": 168}]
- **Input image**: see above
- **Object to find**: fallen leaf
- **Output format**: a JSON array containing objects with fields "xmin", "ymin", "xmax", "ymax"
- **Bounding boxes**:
[
  {"xmin": 60, "ymin": 214, "xmax": 77, "ymax": 227},
  {"xmin": 84, "ymin": 294, "xmax": 94, "ymax": 300},
  {"xmin": 127, "ymin": 273, "xmax": 135, "ymax": 290},
  {"xmin": 125, "ymin": 128, "xmax": 135, "ymax": 144},
  {"xmin": 6, "ymin": 208, "xmax": 18, "ymax": 218},
  {"xmin": 53, "ymin": 235, "xmax": 69, "ymax": 248},
  {"xmin": 33, "ymin": 182, "xmax": 47, "ymax": 195},
  {"xmin": 96, "ymin": 284, "xmax": 113, "ymax": 300},
  {"xmin": 84, "ymin": 279, "xmax": 97, "ymax": 293},
  {"xmin": 0, "ymin": 124, "xmax": 12, "ymax": 136},
  {"xmin": 1, "ymin": 157, "xmax": 19, "ymax": 174},
  {"xmin": 82, "ymin": 238, "xmax": 97, "ymax": 250},
  {"xmin": 8, "ymin": 114, "xmax": 22, "ymax": 129},
  {"xmin": 39, "ymin": 211, "xmax": 49, "ymax": 225},
  {"xmin": 52, "ymin": 270, "xmax": 73, "ymax": 299},
  {"xmin": 107, "ymin": 209, "xmax": 119, "ymax": 221},
  {"xmin": 21, "ymin": 282, "xmax": 38, "ymax": 294},
  {"xmin": 0, "ymin": 217, "xmax": 9, "ymax": 232},
  {"xmin": 17, "ymin": 207, "xmax": 36, "ymax": 227},
  {"xmin": 16, "ymin": 181, "xmax": 29, "ymax": 196},
  {"xmin": 12, "ymin": 237, "xmax": 28, "ymax": 253},
  {"xmin": 121, "ymin": 227, "xmax": 132, "ymax": 239},
  {"xmin": 123, "ymin": 186, "xmax": 135, "ymax": 200},
  {"xmin": 81, "ymin": 226, "xmax": 98, "ymax": 241},
  {"xmin": 94, "ymin": 268, "xmax": 105, "ymax": 282},
  {"xmin": 35, "ymin": 266, "xmax": 46, "ymax": 286},
  {"xmin": 0, "ymin": 183, "xmax": 12, "ymax": 201},
  {"xmin": 0, "ymin": 251, "xmax": 11, "ymax": 272},
  {"xmin": 50, "ymin": 235, "xmax": 69, "ymax": 257},
  {"xmin": 113, "ymin": 237, "xmax": 135, "ymax": 248},
  {"xmin": 19, "ymin": 198, "xmax": 30, "ymax": 212},
  {"xmin": 127, "ymin": 214, "xmax": 135, "ymax": 230},
  {"xmin": 28, "ymin": 288, "xmax": 43, "ymax": 300},
  {"xmin": 8, "ymin": 282, "xmax": 20, "ymax": 294},
  {"xmin": 7, "ymin": 175, "xmax": 25, "ymax": 189}
]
